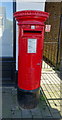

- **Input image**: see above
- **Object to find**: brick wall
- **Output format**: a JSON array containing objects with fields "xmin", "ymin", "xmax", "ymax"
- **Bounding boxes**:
[{"xmin": 44, "ymin": 2, "xmax": 61, "ymax": 67}]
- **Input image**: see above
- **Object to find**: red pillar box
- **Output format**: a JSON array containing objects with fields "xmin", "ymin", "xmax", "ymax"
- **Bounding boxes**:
[{"xmin": 14, "ymin": 10, "xmax": 49, "ymax": 108}]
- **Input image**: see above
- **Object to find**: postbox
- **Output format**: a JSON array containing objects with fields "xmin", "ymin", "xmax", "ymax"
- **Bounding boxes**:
[{"xmin": 14, "ymin": 10, "xmax": 49, "ymax": 108}]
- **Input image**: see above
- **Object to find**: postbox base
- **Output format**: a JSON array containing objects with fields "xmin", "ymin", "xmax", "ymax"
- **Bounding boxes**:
[{"xmin": 17, "ymin": 87, "xmax": 40, "ymax": 109}]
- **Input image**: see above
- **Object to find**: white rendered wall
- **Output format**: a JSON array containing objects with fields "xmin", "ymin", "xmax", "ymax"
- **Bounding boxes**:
[{"xmin": 16, "ymin": 1, "xmax": 46, "ymax": 70}]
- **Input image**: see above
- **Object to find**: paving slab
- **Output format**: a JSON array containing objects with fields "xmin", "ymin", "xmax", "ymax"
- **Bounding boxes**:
[
  {"xmin": 21, "ymin": 109, "xmax": 32, "ymax": 118},
  {"xmin": 11, "ymin": 109, "xmax": 22, "ymax": 118}
]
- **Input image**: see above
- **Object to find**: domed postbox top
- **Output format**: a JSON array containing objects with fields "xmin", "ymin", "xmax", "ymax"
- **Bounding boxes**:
[{"xmin": 14, "ymin": 10, "xmax": 49, "ymax": 24}]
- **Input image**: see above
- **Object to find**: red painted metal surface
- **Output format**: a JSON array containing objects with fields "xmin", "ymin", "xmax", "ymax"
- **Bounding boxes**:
[{"xmin": 14, "ymin": 10, "xmax": 49, "ymax": 91}]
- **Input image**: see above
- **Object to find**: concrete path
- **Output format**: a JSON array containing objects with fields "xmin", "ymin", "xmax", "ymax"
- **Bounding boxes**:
[{"xmin": 41, "ymin": 70, "xmax": 62, "ymax": 119}]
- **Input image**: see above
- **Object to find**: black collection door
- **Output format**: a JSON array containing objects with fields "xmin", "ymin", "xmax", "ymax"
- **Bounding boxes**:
[{"xmin": 0, "ymin": 2, "xmax": 16, "ymax": 85}]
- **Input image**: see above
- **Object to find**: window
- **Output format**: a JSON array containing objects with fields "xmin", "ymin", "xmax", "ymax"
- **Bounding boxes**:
[{"xmin": 0, "ymin": 2, "xmax": 13, "ymax": 57}]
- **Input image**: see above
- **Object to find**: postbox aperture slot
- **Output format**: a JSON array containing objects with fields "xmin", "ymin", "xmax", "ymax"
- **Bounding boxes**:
[
  {"xmin": 24, "ymin": 30, "xmax": 41, "ymax": 34},
  {"xmin": 23, "ymin": 29, "xmax": 42, "ymax": 36}
]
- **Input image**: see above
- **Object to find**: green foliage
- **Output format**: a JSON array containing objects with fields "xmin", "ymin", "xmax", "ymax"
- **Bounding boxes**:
[{"xmin": 40, "ymin": 95, "xmax": 46, "ymax": 101}]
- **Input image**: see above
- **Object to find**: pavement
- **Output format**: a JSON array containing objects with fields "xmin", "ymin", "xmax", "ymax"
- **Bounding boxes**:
[{"xmin": 1, "ymin": 70, "xmax": 62, "ymax": 119}]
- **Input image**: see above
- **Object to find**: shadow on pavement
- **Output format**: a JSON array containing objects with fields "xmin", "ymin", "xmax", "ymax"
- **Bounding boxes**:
[{"xmin": 1, "ymin": 86, "xmax": 62, "ymax": 119}]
